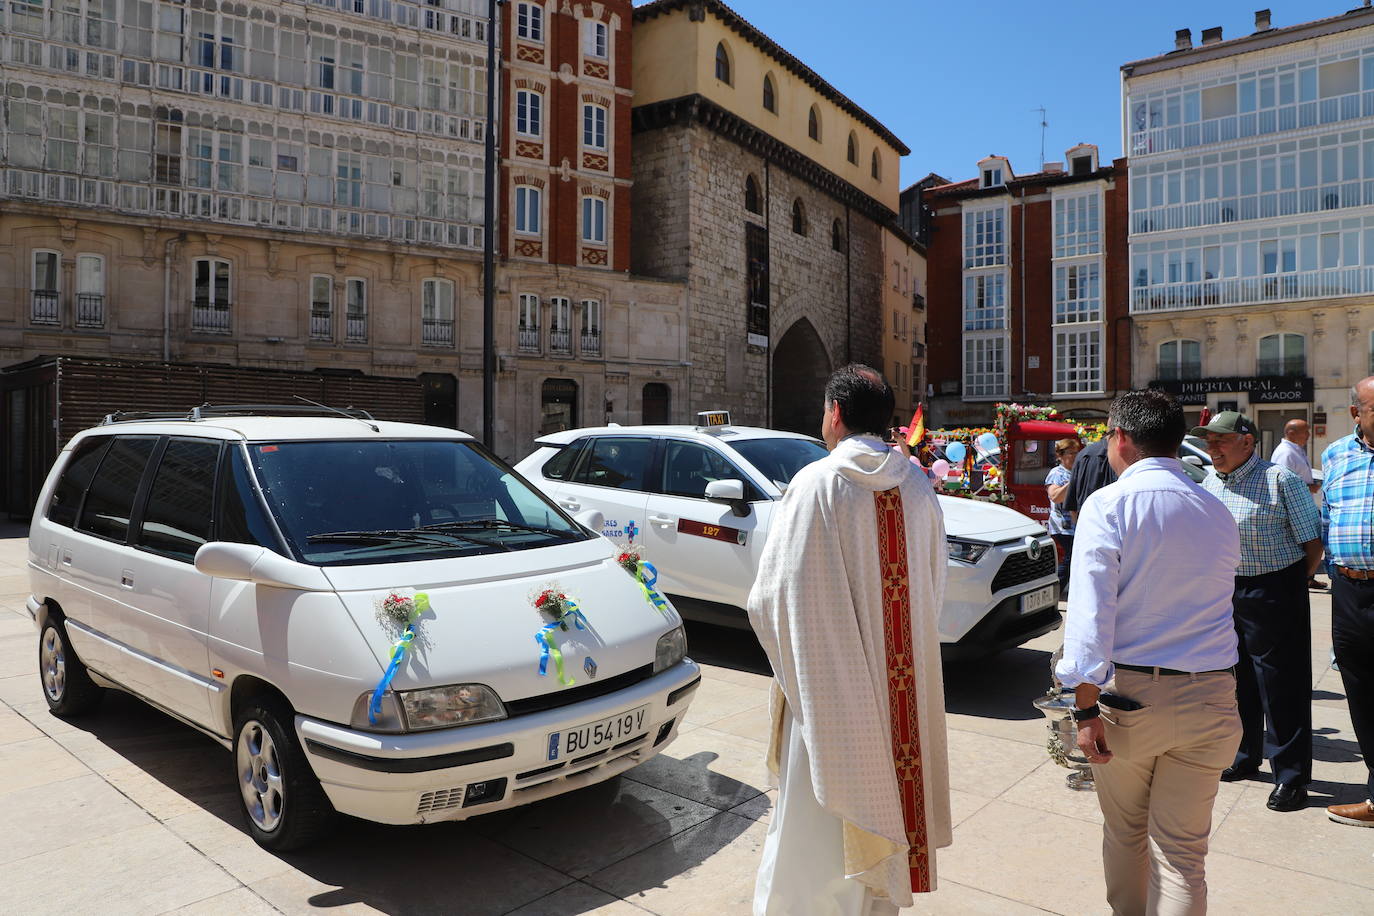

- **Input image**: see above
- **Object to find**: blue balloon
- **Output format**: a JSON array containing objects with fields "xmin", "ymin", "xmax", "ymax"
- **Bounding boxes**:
[
  {"xmin": 945, "ymin": 441, "xmax": 967, "ymax": 463},
  {"xmin": 977, "ymin": 432, "xmax": 1000, "ymax": 453}
]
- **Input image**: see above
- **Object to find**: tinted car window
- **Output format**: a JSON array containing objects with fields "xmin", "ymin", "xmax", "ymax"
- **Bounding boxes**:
[
  {"xmin": 660, "ymin": 441, "xmax": 749, "ymax": 499},
  {"xmin": 729, "ymin": 438, "xmax": 828, "ymax": 490},
  {"xmin": 571, "ymin": 437, "xmax": 652, "ymax": 491},
  {"xmin": 541, "ymin": 440, "xmax": 584, "ymax": 480},
  {"xmin": 216, "ymin": 447, "xmax": 281, "ymax": 550},
  {"xmin": 138, "ymin": 439, "xmax": 221, "ymax": 562},
  {"xmin": 77, "ymin": 437, "xmax": 157, "ymax": 542},
  {"xmin": 48, "ymin": 438, "xmax": 111, "ymax": 528}
]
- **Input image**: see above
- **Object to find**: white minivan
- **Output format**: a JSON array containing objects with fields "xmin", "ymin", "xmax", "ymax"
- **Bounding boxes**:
[{"xmin": 26, "ymin": 409, "xmax": 699, "ymax": 850}]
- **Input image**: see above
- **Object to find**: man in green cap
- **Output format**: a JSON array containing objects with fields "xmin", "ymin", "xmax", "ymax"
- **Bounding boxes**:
[{"xmin": 1197, "ymin": 410, "xmax": 1324, "ymax": 812}]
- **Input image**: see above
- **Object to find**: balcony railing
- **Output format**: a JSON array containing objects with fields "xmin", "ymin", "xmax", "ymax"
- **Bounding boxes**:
[
  {"xmin": 580, "ymin": 331, "xmax": 601, "ymax": 356},
  {"xmin": 912, "ymin": 341, "xmax": 926, "ymax": 359},
  {"xmin": 309, "ymin": 310, "xmax": 332, "ymax": 341},
  {"xmin": 549, "ymin": 328, "xmax": 571, "ymax": 354},
  {"xmin": 1130, "ymin": 267, "xmax": 1374, "ymax": 314},
  {"xmin": 75, "ymin": 293, "xmax": 104, "ymax": 328},
  {"xmin": 1256, "ymin": 357, "xmax": 1306, "ymax": 378},
  {"xmin": 346, "ymin": 314, "xmax": 367, "ymax": 342},
  {"xmin": 1155, "ymin": 363, "xmax": 1203, "ymax": 381},
  {"xmin": 422, "ymin": 317, "xmax": 453, "ymax": 347},
  {"xmin": 913, "ymin": 293, "xmax": 925, "ymax": 311},
  {"xmin": 31, "ymin": 290, "xmax": 59, "ymax": 324},
  {"xmin": 191, "ymin": 298, "xmax": 231, "ymax": 333},
  {"xmin": 517, "ymin": 326, "xmax": 540, "ymax": 353}
]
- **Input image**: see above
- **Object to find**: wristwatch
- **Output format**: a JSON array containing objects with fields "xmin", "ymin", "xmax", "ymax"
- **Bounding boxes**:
[{"xmin": 1072, "ymin": 705, "xmax": 1101, "ymax": 722}]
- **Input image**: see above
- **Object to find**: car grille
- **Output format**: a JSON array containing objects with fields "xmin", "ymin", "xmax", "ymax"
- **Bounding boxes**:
[
  {"xmin": 990, "ymin": 547, "xmax": 1056, "ymax": 594},
  {"xmin": 503, "ymin": 664, "xmax": 655, "ymax": 718}
]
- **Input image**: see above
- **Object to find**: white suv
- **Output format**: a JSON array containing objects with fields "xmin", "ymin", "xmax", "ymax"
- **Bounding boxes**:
[
  {"xmin": 26, "ymin": 409, "xmax": 698, "ymax": 850},
  {"xmin": 514, "ymin": 418, "xmax": 1061, "ymax": 658}
]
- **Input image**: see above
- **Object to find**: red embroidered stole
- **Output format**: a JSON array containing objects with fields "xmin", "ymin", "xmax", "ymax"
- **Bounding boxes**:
[{"xmin": 874, "ymin": 487, "xmax": 931, "ymax": 894}]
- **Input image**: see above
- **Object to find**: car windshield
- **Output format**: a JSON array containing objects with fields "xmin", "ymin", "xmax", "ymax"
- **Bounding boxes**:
[
  {"xmin": 730, "ymin": 437, "xmax": 829, "ymax": 490},
  {"xmin": 248, "ymin": 439, "xmax": 586, "ymax": 565}
]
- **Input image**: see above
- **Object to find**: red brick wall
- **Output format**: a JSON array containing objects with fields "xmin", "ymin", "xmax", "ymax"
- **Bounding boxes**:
[{"xmin": 1103, "ymin": 157, "xmax": 1132, "ymax": 392}]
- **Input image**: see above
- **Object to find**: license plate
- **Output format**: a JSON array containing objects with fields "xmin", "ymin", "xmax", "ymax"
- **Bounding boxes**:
[
  {"xmin": 546, "ymin": 705, "xmax": 648, "ymax": 761},
  {"xmin": 1020, "ymin": 584, "xmax": 1057, "ymax": 615}
]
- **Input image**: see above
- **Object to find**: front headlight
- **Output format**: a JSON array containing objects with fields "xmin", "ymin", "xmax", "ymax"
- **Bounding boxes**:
[
  {"xmin": 398, "ymin": 684, "xmax": 506, "ymax": 731},
  {"xmin": 947, "ymin": 537, "xmax": 990, "ymax": 565},
  {"xmin": 654, "ymin": 626, "xmax": 688, "ymax": 674},
  {"xmin": 349, "ymin": 690, "xmax": 406, "ymax": 733}
]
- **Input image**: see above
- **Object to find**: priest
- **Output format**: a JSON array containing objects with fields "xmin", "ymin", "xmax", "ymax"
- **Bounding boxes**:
[{"xmin": 748, "ymin": 365, "xmax": 952, "ymax": 915}]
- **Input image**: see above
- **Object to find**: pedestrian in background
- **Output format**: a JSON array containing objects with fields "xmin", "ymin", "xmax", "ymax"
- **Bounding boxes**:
[
  {"xmin": 749, "ymin": 365, "xmax": 952, "ymax": 914},
  {"xmin": 1056, "ymin": 389, "xmax": 1241, "ymax": 915},
  {"xmin": 1197, "ymin": 411, "xmax": 1322, "ymax": 812},
  {"xmin": 1045, "ymin": 438, "xmax": 1079, "ymax": 598},
  {"xmin": 1322, "ymin": 376, "xmax": 1374, "ymax": 829},
  {"xmin": 1063, "ymin": 431, "xmax": 1118, "ymax": 528},
  {"xmin": 1270, "ymin": 418, "xmax": 1327, "ymax": 591}
]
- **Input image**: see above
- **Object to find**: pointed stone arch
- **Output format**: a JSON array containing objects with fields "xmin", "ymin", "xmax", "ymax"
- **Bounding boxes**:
[{"xmin": 772, "ymin": 318, "xmax": 832, "ymax": 436}]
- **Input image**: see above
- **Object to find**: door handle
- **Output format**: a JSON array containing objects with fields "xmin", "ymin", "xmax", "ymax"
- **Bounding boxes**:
[
  {"xmin": 559, "ymin": 500, "xmax": 581, "ymax": 511},
  {"xmin": 120, "ymin": 570, "xmax": 135, "ymax": 589},
  {"xmin": 649, "ymin": 515, "xmax": 675, "ymax": 526}
]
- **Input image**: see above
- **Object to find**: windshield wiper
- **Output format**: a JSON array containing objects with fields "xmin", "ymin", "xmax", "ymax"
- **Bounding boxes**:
[
  {"xmin": 307, "ymin": 529, "xmax": 512, "ymax": 551},
  {"xmin": 419, "ymin": 519, "xmax": 578, "ymax": 539}
]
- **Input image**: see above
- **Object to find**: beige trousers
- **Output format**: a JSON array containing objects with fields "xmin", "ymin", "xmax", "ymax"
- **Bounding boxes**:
[{"xmin": 1091, "ymin": 670, "xmax": 1242, "ymax": 916}]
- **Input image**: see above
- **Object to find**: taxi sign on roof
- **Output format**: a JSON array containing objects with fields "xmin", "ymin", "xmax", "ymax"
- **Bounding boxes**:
[{"xmin": 695, "ymin": 410, "xmax": 731, "ymax": 429}]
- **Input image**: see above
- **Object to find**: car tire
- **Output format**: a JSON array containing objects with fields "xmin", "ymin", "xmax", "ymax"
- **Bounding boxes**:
[
  {"xmin": 39, "ymin": 617, "xmax": 104, "ymax": 717},
  {"xmin": 233, "ymin": 698, "xmax": 333, "ymax": 852}
]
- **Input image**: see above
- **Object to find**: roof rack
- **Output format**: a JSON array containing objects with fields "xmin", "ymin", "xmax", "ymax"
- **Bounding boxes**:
[{"xmin": 100, "ymin": 403, "xmax": 378, "ymax": 425}]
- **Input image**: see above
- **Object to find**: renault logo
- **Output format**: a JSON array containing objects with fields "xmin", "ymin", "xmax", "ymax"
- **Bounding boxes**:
[
  {"xmin": 583, "ymin": 656, "xmax": 598, "ymax": 678},
  {"xmin": 1025, "ymin": 536, "xmax": 1043, "ymax": 561}
]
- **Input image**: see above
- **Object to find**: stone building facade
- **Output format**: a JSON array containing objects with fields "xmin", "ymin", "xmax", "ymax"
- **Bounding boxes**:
[
  {"xmin": 630, "ymin": 0, "xmax": 906, "ymax": 435},
  {"xmin": 1124, "ymin": 8, "xmax": 1374, "ymax": 458}
]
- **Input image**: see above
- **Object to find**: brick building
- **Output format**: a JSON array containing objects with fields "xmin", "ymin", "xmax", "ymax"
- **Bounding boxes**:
[
  {"xmin": 496, "ymin": 0, "xmax": 688, "ymax": 449},
  {"xmin": 629, "ymin": 0, "xmax": 908, "ymax": 435},
  {"xmin": 923, "ymin": 145, "xmax": 1131, "ymax": 427}
]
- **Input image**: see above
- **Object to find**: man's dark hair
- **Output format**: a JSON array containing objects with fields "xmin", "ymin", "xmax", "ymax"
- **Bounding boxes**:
[
  {"xmin": 823, "ymin": 364, "xmax": 894, "ymax": 436},
  {"xmin": 1108, "ymin": 389, "xmax": 1186, "ymax": 457}
]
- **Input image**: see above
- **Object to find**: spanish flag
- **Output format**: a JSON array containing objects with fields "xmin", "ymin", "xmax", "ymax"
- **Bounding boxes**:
[{"xmin": 906, "ymin": 406, "xmax": 925, "ymax": 448}]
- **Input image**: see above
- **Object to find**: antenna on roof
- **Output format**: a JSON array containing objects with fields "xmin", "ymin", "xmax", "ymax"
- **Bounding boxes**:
[
  {"xmin": 1034, "ymin": 106, "xmax": 1049, "ymax": 170},
  {"xmin": 293, "ymin": 395, "xmax": 379, "ymax": 432}
]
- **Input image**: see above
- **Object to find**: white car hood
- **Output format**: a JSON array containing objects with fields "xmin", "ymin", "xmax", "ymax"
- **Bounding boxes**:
[
  {"xmin": 320, "ymin": 538, "xmax": 678, "ymax": 701},
  {"xmin": 937, "ymin": 494, "xmax": 1044, "ymax": 542}
]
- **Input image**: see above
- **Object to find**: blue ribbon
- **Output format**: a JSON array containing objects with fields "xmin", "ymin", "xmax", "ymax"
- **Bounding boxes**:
[
  {"xmin": 369, "ymin": 624, "xmax": 416, "ymax": 725},
  {"xmin": 638, "ymin": 561, "xmax": 672, "ymax": 618},
  {"xmin": 535, "ymin": 600, "xmax": 588, "ymax": 685}
]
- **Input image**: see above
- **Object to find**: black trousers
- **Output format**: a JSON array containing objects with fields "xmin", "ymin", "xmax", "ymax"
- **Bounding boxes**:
[
  {"xmin": 1231, "ymin": 560, "xmax": 1312, "ymax": 786},
  {"xmin": 1333, "ymin": 572, "xmax": 1374, "ymax": 800},
  {"xmin": 1052, "ymin": 534, "xmax": 1073, "ymax": 597}
]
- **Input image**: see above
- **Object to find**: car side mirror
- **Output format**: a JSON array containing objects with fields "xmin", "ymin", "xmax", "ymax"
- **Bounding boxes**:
[
  {"xmin": 194, "ymin": 542, "xmax": 331, "ymax": 590},
  {"xmin": 1181, "ymin": 455, "xmax": 1203, "ymax": 467},
  {"xmin": 705, "ymin": 479, "xmax": 750, "ymax": 517},
  {"xmin": 573, "ymin": 508, "xmax": 605, "ymax": 536}
]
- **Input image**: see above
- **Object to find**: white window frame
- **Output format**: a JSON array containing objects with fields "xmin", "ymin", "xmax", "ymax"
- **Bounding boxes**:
[
  {"xmin": 963, "ymin": 334, "xmax": 1007, "ymax": 400},
  {"xmin": 345, "ymin": 277, "xmax": 367, "ymax": 341},
  {"xmin": 32, "ymin": 249, "xmax": 61, "ymax": 295},
  {"xmin": 516, "ymin": 2, "xmax": 543, "ymax": 42},
  {"xmin": 516, "ymin": 89, "xmax": 542, "ymax": 138},
  {"xmin": 1053, "ymin": 326, "xmax": 1102, "ymax": 395},
  {"xmin": 76, "ymin": 254, "xmax": 104, "ymax": 297},
  {"xmin": 963, "ymin": 272, "xmax": 1006, "ymax": 331},
  {"xmin": 580, "ymin": 298, "xmax": 601, "ymax": 336},
  {"xmin": 518, "ymin": 293, "xmax": 540, "ymax": 331},
  {"xmin": 1053, "ymin": 189, "xmax": 1102, "ymax": 259},
  {"xmin": 581, "ymin": 195, "xmax": 606, "ymax": 244},
  {"xmin": 963, "ymin": 203, "xmax": 1006, "ymax": 268},
  {"xmin": 582, "ymin": 104, "xmax": 607, "ymax": 151},
  {"xmin": 515, "ymin": 185, "xmax": 541, "ymax": 235},
  {"xmin": 584, "ymin": 20, "xmax": 607, "ymax": 59},
  {"xmin": 422, "ymin": 277, "xmax": 454, "ymax": 320},
  {"xmin": 1257, "ymin": 332, "xmax": 1305, "ymax": 375},
  {"xmin": 193, "ymin": 257, "xmax": 231, "ymax": 307},
  {"xmin": 1158, "ymin": 338, "xmax": 1202, "ymax": 380}
]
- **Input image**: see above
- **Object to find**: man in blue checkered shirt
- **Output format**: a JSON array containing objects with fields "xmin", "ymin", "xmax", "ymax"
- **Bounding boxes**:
[
  {"xmin": 1198, "ymin": 411, "xmax": 1323, "ymax": 813},
  {"xmin": 1322, "ymin": 376, "xmax": 1374, "ymax": 828}
]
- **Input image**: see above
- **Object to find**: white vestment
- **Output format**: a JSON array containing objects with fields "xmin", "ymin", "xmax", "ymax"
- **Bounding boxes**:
[{"xmin": 747, "ymin": 434, "xmax": 952, "ymax": 912}]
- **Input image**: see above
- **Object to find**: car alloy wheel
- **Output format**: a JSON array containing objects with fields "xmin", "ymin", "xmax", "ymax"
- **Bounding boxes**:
[
  {"xmin": 237, "ymin": 718, "xmax": 285, "ymax": 833},
  {"xmin": 40, "ymin": 625, "xmax": 67, "ymax": 703}
]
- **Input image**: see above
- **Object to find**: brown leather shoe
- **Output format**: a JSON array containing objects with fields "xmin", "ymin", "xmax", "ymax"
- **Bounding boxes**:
[{"xmin": 1327, "ymin": 800, "xmax": 1374, "ymax": 827}]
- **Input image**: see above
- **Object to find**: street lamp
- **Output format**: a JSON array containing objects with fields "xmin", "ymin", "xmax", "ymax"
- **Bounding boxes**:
[{"xmin": 482, "ymin": 0, "xmax": 501, "ymax": 450}]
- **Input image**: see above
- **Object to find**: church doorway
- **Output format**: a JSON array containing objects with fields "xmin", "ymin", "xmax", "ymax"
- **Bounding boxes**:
[{"xmin": 771, "ymin": 318, "xmax": 831, "ymax": 436}]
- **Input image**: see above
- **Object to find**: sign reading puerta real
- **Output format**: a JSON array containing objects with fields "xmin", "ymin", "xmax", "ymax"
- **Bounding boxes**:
[{"xmin": 1149, "ymin": 375, "xmax": 1315, "ymax": 405}]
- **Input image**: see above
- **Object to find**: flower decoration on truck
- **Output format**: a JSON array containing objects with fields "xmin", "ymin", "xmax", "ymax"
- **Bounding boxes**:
[
  {"xmin": 531, "ymin": 583, "xmax": 589, "ymax": 686},
  {"xmin": 368, "ymin": 588, "xmax": 432, "ymax": 725}
]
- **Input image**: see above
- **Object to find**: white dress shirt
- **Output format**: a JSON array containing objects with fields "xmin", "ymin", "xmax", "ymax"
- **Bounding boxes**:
[
  {"xmin": 1270, "ymin": 438, "xmax": 1315, "ymax": 486},
  {"xmin": 1055, "ymin": 457, "xmax": 1240, "ymax": 689}
]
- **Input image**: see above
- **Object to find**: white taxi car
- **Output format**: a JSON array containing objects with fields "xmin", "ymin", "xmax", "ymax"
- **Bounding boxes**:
[
  {"xmin": 27, "ymin": 409, "xmax": 698, "ymax": 850},
  {"xmin": 514, "ymin": 414, "xmax": 1061, "ymax": 659}
]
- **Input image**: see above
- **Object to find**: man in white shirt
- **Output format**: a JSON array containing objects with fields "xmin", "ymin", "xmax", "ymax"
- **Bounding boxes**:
[
  {"xmin": 1270, "ymin": 419, "xmax": 1327, "ymax": 591},
  {"xmin": 1056, "ymin": 389, "xmax": 1242, "ymax": 915}
]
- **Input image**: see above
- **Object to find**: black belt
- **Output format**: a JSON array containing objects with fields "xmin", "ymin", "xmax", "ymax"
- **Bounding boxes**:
[{"xmin": 1114, "ymin": 662, "xmax": 1235, "ymax": 677}]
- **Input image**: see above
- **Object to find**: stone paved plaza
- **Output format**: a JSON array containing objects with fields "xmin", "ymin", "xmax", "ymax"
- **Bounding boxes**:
[{"xmin": 0, "ymin": 522, "xmax": 1369, "ymax": 914}]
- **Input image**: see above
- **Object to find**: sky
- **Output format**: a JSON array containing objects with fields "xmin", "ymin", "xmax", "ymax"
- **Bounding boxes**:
[{"xmin": 631, "ymin": 0, "xmax": 1361, "ymax": 188}]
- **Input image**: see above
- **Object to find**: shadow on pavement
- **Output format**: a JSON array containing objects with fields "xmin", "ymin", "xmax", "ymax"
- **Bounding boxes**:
[
  {"xmin": 941, "ymin": 645, "xmax": 1055, "ymax": 721},
  {"xmin": 44, "ymin": 684, "xmax": 757, "ymax": 915},
  {"xmin": 682, "ymin": 620, "xmax": 772, "ymax": 676}
]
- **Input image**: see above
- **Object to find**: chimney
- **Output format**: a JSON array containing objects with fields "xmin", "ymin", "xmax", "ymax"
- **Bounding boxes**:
[
  {"xmin": 1201, "ymin": 26, "xmax": 1224, "ymax": 45},
  {"xmin": 1254, "ymin": 9, "xmax": 1272, "ymax": 31},
  {"xmin": 1042, "ymin": 162, "xmax": 1064, "ymax": 175},
  {"xmin": 1175, "ymin": 28, "xmax": 1193, "ymax": 50}
]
